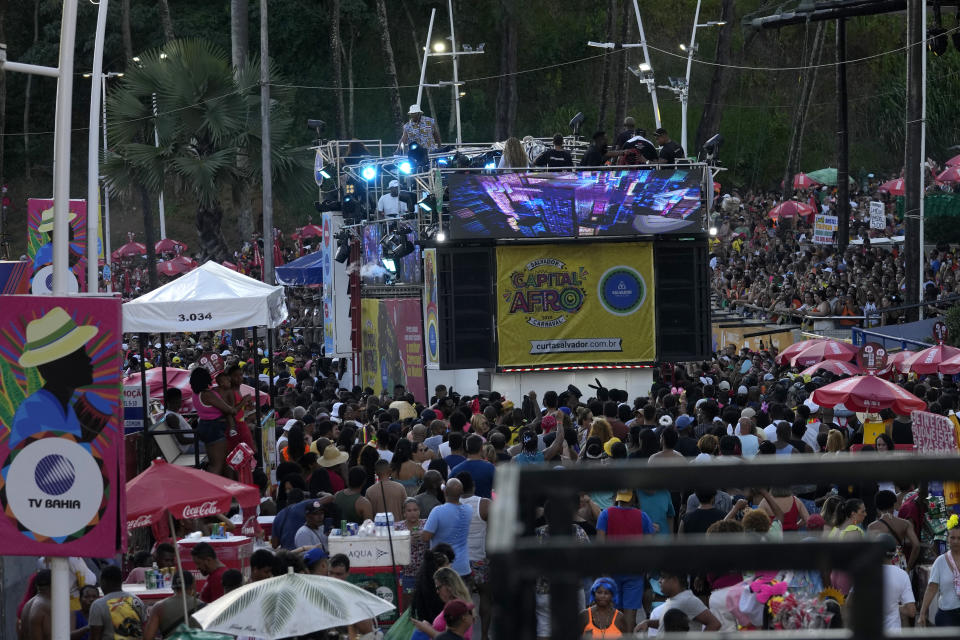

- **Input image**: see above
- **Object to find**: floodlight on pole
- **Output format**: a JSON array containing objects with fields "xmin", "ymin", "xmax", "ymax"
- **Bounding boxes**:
[
  {"xmin": 638, "ymin": 62, "xmax": 652, "ymax": 72},
  {"xmin": 631, "ymin": 0, "xmax": 662, "ymax": 129},
  {"xmin": 432, "ymin": 41, "xmax": 446, "ymax": 53}
]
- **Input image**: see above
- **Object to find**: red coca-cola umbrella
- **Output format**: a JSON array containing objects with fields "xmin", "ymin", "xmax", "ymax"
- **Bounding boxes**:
[
  {"xmin": 946, "ymin": 154, "xmax": 960, "ymax": 168},
  {"xmin": 936, "ymin": 166, "xmax": 960, "ymax": 184},
  {"xmin": 908, "ymin": 344, "xmax": 960, "ymax": 374},
  {"xmin": 776, "ymin": 339, "xmax": 827, "ymax": 366},
  {"xmin": 812, "ymin": 375, "xmax": 927, "ymax": 414},
  {"xmin": 934, "ymin": 350, "xmax": 960, "ymax": 375},
  {"xmin": 799, "ymin": 359, "xmax": 862, "ymax": 377},
  {"xmin": 157, "ymin": 255, "xmax": 198, "ymax": 277},
  {"xmin": 126, "ymin": 459, "xmax": 260, "ymax": 530},
  {"xmin": 155, "ymin": 237, "xmax": 189, "ymax": 254},
  {"xmin": 112, "ymin": 240, "xmax": 146, "ymax": 260},
  {"xmin": 878, "ymin": 178, "xmax": 905, "ymax": 196},
  {"xmin": 780, "ymin": 173, "xmax": 820, "ymax": 190},
  {"xmin": 298, "ymin": 223, "xmax": 323, "ymax": 239},
  {"xmin": 879, "ymin": 350, "xmax": 917, "ymax": 375},
  {"xmin": 768, "ymin": 200, "xmax": 816, "ymax": 220},
  {"xmin": 789, "ymin": 339, "xmax": 858, "ymax": 367},
  {"xmin": 123, "ymin": 367, "xmax": 269, "ymax": 412}
]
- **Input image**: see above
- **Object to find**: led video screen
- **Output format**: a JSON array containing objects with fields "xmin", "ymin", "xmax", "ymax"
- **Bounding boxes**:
[
  {"xmin": 447, "ymin": 168, "xmax": 703, "ymax": 239},
  {"xmin": 361, "ymin": 224, "xmax": 422, "ymax": 285}
]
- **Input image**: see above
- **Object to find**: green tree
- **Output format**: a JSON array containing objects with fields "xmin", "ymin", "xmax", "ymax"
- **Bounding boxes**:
[{"xmin": 102, "ymin": 38, "xmax": 306, "ymax": 263}]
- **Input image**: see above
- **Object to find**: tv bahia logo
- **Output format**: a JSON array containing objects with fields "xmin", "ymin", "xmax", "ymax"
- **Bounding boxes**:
[
  {"xmin": 2, "ymin": 434, "xmax": 107, "ymax": 541},
  {"xmin": 598, "ymin": 265, "xmax": 646, "ymax": 316}
]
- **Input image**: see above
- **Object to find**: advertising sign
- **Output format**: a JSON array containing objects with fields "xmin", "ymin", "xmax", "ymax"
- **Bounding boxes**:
[
  {"xmin": 122, "ymin": 385, "xmax": 144, "ymax": 432},
  {"xmin": 912, "ymin": 410, "xmax": 959, "ymax": 454},
  {"xmin": 812, "ymin": 214, "xmax": 838, "ymax": 245},
  {"xmin": 869, "ymin": 201, "xmax": 886, "ymax": 229},
  {"xmin": 27, "ymin": 198, "xmax": 89, "ymax": 293},
  {"xmin": 321, "ymin": 213, "xmax": 335, "ymax": 356},
  {"xmin": 448, "ymin": 168, "xmax": 702, "ymax": 240},
  {"xmin": 496, "ymin": 242, "xmax": 656, "ymax": 366},
  {"xmin": 360, "ymin": 298, "xmax": 426, "ymax": 402},
  {"xmin": 0, "ymin": 296, "xmax": 124, "ymax": 556},
  {"xmin": 423, "ymin": 249, "xmax": 440, "ymax": 369}
]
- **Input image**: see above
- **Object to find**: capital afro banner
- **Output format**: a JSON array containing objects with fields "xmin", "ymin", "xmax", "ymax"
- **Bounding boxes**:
[
  {"xmin": 0, "ymin": 296, "xmax": 124, "ymax": 556},
  {"xmin": 496, "ymin": 242, "xmax": 655, "ymax": 366},
  {"xmin": 360, "ymin": 298, "xmax": 427, "ymax": 402},
  {"xmin": 27, "ymin": 198, "xmax": 91, "ymax": 294}
]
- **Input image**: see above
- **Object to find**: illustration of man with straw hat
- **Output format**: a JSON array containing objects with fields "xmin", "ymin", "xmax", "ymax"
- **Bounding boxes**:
[{"xmin": 9, "ymin": 306, "xmax": 101, "ymax": 448}]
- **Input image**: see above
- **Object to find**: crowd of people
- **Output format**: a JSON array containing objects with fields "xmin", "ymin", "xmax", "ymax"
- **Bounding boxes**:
[
  {"xmin": 18, "ymin": 322, "xmax": 960, "ymax": 638},
  {"xmin": 710, "ymin": 179, "xmax": 960, "ymax": 329}
]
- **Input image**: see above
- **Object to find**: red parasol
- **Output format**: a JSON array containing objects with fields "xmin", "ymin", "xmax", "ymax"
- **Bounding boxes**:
[
  {"xmin": 112, "ymin": 240, "xmax": 146, "ymax": 260},
  {"xmin": 946, "ymin": 154, "xmax": 960, "ymax": 168},
  {"xmin": 878, "ymin": 178, "xmax": 905, "ymax": 196},
  {"xmin": 781, "ymin": 173, "xmax": 820, "ymax": 190},
  {"xmin": 123, "ymin": 367, "xmax": 269, "ymax": 413},
  {"xmin": 155, "ymin": 237, "xmax": 189, "ymax": 254},
  {"xmin": 126, "ymin": 459, "xmax": 260, "ymax": 530},
  {"xmin": 880, "ymin": 350, "xmax": 917, "ymax": 375},
  {"xmin": 776, "ymin": 339, "xmax": 827, "ymax": 366},
  {"xmin": 221, "ymin": 261, "xmax": 239, "ymax": 272},
  {"xmin": 298, "ymin": 223, "xmax": 323, "ymax": 239},
  {"xmin": 812, "ymin": 375, "xmax": 926, "ymax": 414},
  {"xmin": 788, "ymin": 339, "xmax": 858, "ymax": 367},
  {"xmin": 908, "ymin": 344, "xmax": 960, "ymax": 374},
  {"xmin": 157, "ymin": 255, "xmax": 198, "ymax": 277},
  {"xmin": 936, "ymin": 166, "xmax": 960, "ymax": 184},
  {"xmin": 934, "ymin": 350, "xmax": 960, "ymax": 375},
  {"xmin": 768, "ymin": 200, "xmax": 816, "ymax": 220},
  {"xmin": 799, "ymin": 359, "xmax": 862, "ymax": 377}
]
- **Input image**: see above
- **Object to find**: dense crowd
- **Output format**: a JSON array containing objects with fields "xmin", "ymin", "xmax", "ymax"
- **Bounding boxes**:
[
  {"xmin": 18, "ymin": 323, "xmax": 960, "ymax": 638},
  {"xmin": 710, "ymin": 181, "xmax": 960, "ymax": 329}
]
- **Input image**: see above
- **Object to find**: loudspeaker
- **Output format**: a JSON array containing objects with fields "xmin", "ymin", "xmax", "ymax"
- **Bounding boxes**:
[
  {"xmin": 436, "ymin": 247, "xmax": 496, "ymax": 369},
  {"xmin": 655, "ymin": 239, "xmax": 711, "ymax": 362}
]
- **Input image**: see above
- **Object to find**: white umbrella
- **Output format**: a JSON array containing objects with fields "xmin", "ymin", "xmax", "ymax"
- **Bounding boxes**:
[{"xmin": 192, "ymin": 572, "xmax": 395, "ymax": 640}]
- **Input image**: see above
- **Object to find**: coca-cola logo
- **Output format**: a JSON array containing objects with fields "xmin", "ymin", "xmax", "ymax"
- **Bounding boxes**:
[
  {"xmin": 223, "ymin": 482, "xmax": 247, "ymax": 492},
  {"xmin": 181, "ymin": 500, "xmax": 220, "ymax": 519},
  {"xmin": 127, "ymin": 514, "xmax": 152, "ymax": 530}
]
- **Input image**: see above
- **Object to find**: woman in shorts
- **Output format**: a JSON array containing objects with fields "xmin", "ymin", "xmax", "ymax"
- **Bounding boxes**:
[{"xmin": 190, "ymin": 366, "xmax": 236, "ymax": 476}]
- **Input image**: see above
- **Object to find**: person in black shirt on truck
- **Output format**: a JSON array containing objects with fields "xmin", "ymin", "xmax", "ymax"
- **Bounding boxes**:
[
  {"xmin": 656, "ymin": 127, "xmax": 685, "ymax": 163},
  {"xmin": 534, "ymin": 133, "xmax": 574, "ymax": 169}
]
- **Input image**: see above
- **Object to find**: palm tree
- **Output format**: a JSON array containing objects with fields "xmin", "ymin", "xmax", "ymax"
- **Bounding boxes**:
[{"xmin": 102, "ymin": 39, "xmax": 306, "ymax": 264}]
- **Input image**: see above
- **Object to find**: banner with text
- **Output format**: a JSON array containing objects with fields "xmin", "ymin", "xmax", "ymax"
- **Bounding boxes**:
[
  {"xmin": 361, "ymin": 298, "xmax": 426, "ymax": 402},
  {"xmin": 869, "ymin": 201, "xmax": 886, "ymax": 230},
  {"xmin": 812, "ymin": 214, "xmax": 838, "ymax": 245},
  {"xmin": 423, "ymin": 249, "xmax": 440, "ymax": 369},
  {"xmin": 0, "ymin": 296, "xmax": 124, "ymax": 556},
  {"xmin": 912, "ymin": 410, "xmax": 959, "ymax": 453},
  {"xmin": 496, "ymin": 242, "xmax": 656, "ymax": 366}
]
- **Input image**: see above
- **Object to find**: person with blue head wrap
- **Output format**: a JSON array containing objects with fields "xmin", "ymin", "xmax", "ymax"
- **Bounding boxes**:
[{"xmin": 579, "ymin": 577, "xmax": 626, "ymax": 637}]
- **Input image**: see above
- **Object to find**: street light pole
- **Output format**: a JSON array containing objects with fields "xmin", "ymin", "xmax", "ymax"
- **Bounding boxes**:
[
  {"xmin": 86, "ymin": 0, "xmax": 108, "ymax": 292},
  {"xmin": 681, "ymin": 0, "xmax": 701, "ymax": 156},
  {"xmin": 632, "ymin": 0, "xmax": 661, "ymax": 129}
]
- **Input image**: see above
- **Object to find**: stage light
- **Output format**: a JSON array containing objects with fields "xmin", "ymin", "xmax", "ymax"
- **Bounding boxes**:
[
  {"xmin": 381, "ymin": 231, "xmax": 416, "ymax": 261},
  {"xmin": 433, "ymin": 41, "xmax": 446, "ymax": 53},
  {"xmin": 319, "ymin": 167, "xmax": 332, "ymax": 180},
  {"xmin": 381, "ymin": 257, "xmax": 397, "ymax": 273},
  {"xmin": 398, "ymin": 161, "xmax": 413, "ymax": 174},
  {"xmin": 709, "ymin": 227, "xmax": 718, "ymax": 237},
  {"xmin": 436, "ymin": 229, "xmax": 446, "ymax": 242},
  {"xmin": 361, "ymin": 165, "xmax": 377, "ymax": 181},
  {"xmin": 484, "ymin": 161, "xmax": 496, "ymax": 170},
  {"xmin": 418, "ymin": 195, "xmax": 436, "ymax": 212},
  {"xmin": 437, "ymin": 157, "xmax": 449, "ymax": 165}
]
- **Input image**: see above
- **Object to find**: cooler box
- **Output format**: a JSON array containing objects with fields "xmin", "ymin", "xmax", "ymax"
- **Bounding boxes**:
[
  {"xmin": 347, "ymin": 566, "xmax": 403, "ymax": 625},
  {"xmin": 177, "ymin": 535, "xmax": 253, "ymax": 584},
  {"xmin": 328, "ymin": 530, "xmax": 411, "ymax": 568}
]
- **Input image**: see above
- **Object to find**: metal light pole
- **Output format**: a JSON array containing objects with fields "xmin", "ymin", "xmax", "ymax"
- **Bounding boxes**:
[
  {"xmin": 632, "ymin": 0, "xmax": 661, "ymax": 129},
  {"xmin": 416, "ymin": 9, "xmax": 436, "ymax": 107},
  {"xmin": 680, "ymin": 1, "xmax": 725, "ymax": 155},
  {"xmin": 132, "ymin": 54, "xmax": 168, "ymax": 240},
  {"xmin": 261, "ymin": 0, "xmax": 274, "ymax": 285},
  {"xmin": 447, "ymin": 0, "xmax": 462, "ymax": 147},
  {"xmin": 86, "ymin": 0, "xmax": 108, "ymax": 292}
]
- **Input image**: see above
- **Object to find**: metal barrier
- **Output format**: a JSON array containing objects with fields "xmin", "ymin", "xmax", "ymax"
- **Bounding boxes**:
[{"xmin": 488, "ymin": 454, "xmax": 960, "ymax": 640}]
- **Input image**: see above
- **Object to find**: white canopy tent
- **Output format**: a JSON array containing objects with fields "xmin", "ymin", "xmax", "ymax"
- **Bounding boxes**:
[{"xmin": 122, "ymin": 261, "xmax": 288, "ymax": 333}]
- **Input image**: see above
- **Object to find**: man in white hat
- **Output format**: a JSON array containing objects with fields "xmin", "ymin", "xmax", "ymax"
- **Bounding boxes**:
[
  {"xmin": 398, "ymin": 104, "xmax": 440, "ymax": 152},
  {"xmin": 11, "ymin": 306, "xmax": 103, "ymax": 447},
  {"xmin": 377, "ymin": 179, "xmax": 403, "ymax": 218}
]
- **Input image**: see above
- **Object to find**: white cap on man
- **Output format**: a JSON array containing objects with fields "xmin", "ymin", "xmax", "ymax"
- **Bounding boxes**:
[
  {"xmin": 388, "ymin": 179, "xmax": 399, "ymax": 188},
  {"xmin": 408, "ymin": 104, "xmax": 422, "ymax": 114}
]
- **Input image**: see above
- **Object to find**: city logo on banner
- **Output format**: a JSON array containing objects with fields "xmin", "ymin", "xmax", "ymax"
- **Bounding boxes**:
[
  {"xmin": 503, "ymin": 258, "xmax": 587, "ymax": 328},
  {"xmin": 597, "ymin": 265, "xmax": 647, "ymax": 316}
]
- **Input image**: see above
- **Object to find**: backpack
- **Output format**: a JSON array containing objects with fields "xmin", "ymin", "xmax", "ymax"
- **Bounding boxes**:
[{"xmin": 106, "ymin": 596, "xmax": 143, "ymax": 640}]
